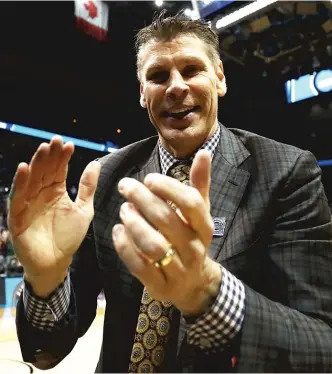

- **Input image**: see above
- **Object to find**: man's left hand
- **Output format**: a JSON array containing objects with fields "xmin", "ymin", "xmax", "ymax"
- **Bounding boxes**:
[{"xmin": 112, "ymin": 150, "xmax": 222, "ymax": 316}]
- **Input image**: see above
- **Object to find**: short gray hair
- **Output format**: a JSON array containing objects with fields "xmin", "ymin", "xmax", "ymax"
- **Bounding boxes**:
[{"xmin": 135, "ymin": 10, "xmax": 220, "ymax": 81}]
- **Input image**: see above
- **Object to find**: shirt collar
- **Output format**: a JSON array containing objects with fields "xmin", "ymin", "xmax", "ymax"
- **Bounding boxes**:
[{"xmin": 158, "ymin": 124, "xmax": 221, "ymax": 175}]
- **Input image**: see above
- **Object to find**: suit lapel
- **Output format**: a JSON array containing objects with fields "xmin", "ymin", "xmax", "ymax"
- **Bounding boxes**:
[
  {"xmin": 209, "ymin": 125, "xmax": 251, "ymax": 262},
  {"xmin": 133, "ymin": 142, "xmax": 161, "ymax": 182}
]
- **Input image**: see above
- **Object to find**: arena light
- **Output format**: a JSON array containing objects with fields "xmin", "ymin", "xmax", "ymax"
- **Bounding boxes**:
[
  {"xmin": 0, "ymin": 121, "xmax": 119, "ymax": 153},
  {"xmin": 155, "ymin": 0, "xmax": 163, "ymax": 7},
  {"xmin": 318, "ymin": 159, "xmax": 332, "ymax": 167},
  {"xmin": 285, "ymin": 69, "xmax": 332, "ymax": 104},
  {"xmin": 10, "ymin": 124, "xmax": 107, "ymax": 152},
  {"xmin": 216, "ymin": 0, "xmax": 279, "ymax": 30},
  {"xmin": 184, "ymin": 8, "xmax": 193, "ymax": 17},
  {"xmin": 184, "ymin": 8, "xmax": 200, "ymax": 20},
  {"xmin": 190, "ymin": 0, "xmax": 201, "ymax": 20}
]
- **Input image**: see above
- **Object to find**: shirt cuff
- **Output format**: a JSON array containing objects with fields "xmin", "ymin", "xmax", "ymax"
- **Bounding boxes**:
[
  {"xmin": 187, "ymin": 267, "xmax": 246, "ymax": 352},
  {"xmin": 22, "ymin": 273, "xmax": 71, "ymax": 331}
]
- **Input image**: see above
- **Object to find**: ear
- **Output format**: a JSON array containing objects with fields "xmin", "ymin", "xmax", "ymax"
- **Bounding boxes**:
[
  {"xmin": 140, "ymin": 84, "xmax": 147, "ymax": 108},
  {"xmin": 216, "ymin": 60, "xmax": 227, "ymax": 97}
]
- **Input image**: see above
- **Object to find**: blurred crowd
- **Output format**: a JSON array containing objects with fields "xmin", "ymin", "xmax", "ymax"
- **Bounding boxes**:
[{"xmin": 0, "ymin": 225, "xmax": 23, "ymax": 278}]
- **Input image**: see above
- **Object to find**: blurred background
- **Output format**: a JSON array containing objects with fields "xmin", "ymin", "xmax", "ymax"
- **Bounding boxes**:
[{"xmin": 0, "ymin": 1, "xmax": 331, "ymax": 371}]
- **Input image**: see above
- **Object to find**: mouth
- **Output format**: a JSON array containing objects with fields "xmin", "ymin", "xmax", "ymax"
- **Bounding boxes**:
[{"xmin": 162, "ymin": 106, "xmax": 200, "ymax": 120}]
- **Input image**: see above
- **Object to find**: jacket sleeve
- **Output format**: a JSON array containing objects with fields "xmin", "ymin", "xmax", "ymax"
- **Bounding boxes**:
[
  {"xmin": 236, "ymin": 150, "xmax": 332, "ymax": 372},
  {"xmin": 16, "ymin": 224, "xmax": 103, "ymax": 370}
]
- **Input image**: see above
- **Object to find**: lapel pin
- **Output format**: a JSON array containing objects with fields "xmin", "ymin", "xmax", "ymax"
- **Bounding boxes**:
[{"xmin": 213, "ymin": 217, "xmax": 226, "ymax": 237}]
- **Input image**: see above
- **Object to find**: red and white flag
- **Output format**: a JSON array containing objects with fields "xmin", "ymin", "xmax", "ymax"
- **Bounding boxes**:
[{"xmin": 74, "ymin": 0, "xmax": 109, "ymax": 41}]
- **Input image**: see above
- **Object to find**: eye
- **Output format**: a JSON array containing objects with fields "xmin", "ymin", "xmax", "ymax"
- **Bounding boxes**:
[
  {"xmin": 183, "ymin": 65, "xmax": 199, "ymax": 77},
  {"xmin": 149, "ymin": 71, "xmax": 169, "ymax": 83}
]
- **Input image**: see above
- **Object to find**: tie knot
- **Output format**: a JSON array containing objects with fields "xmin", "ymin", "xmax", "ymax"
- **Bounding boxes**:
[{"xmin": 168, "ymin": 162, "xmax": 191, "ymax": 186}]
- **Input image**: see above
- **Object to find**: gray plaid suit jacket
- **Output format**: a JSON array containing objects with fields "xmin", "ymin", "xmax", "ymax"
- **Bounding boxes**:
[{"xmin": 17, "ymin": 124, "xmax": 332, "ymax": 372}]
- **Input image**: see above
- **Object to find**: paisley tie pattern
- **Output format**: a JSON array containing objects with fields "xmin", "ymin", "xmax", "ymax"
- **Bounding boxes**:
[
  {"xmin": 167, "ymin": 163, "xmax": 191, "ymax": 212},
  {"xmin": 128, "ymin": 162, "xmax": 191, "ymax": 373}
]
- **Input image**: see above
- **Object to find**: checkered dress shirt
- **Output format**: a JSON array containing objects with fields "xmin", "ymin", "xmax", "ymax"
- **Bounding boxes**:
[
  {"xmin": 23, "ymin": 123, "xmax": 246, "ymax": 352},
  {"xmin": 158, "ymin": 123, "xmax": 221, "ymax": 175}
]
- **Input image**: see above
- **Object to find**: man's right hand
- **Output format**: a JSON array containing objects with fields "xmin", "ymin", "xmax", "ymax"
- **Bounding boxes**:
[{"xmin": 7, "ymin": 136, "xmax": 101, "ymax": 297}]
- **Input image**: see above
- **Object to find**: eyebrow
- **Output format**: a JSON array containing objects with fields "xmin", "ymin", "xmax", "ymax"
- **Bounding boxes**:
[
  {"xmin": 145, "ymin": 56, "xmax": 205, "ymax": 76},
  {"xmin": 145, "ymin": 64, "xmax": 164, "ymax": 75}
]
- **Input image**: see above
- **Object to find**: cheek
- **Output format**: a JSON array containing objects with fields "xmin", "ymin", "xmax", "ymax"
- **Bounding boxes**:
[
  {"xmin": 146, "ymin": 89, "xmax": 163, "ymax": 110},
  {"xmin": 194, "ymin": 75, "xmax": 216, "ymax": 101},
  {"xmin": 144, "ymin": 92, "xmax": 158, "ymax": 121},
  {"xmin": 197, "ymin": 86, "xmax": 214, "ymax": 110}
]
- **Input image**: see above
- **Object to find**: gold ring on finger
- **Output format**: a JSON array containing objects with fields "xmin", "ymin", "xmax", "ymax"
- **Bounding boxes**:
[{"xmin": 154, "ymin": 246, "xmax": 177, "ymax": 268}]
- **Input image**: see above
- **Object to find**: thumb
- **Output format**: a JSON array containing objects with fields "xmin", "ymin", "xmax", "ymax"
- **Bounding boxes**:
[
  {"xmin": 190, "ymin": 149, "xmax": 212, "ymax": 210},
  {"xmin": 75, "ymin": 160, "xmax": 101, "ymax": 210}
]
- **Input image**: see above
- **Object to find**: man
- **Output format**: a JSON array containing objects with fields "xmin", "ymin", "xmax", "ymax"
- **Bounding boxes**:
[{"xmin": 8, "ymin": 12, "xmax": 332, "ymax": 373}]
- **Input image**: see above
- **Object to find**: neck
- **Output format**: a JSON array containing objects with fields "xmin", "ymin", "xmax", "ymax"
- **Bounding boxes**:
[{"xmin": 163, "ymin": 143, "xmax": 199, "ymax": 159}]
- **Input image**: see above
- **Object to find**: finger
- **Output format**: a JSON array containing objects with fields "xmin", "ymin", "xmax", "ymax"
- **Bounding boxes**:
[
  {"xmin": 112, "ymin": 224, "xmax": 165, "ymax": 292},
  {"xmin": 190, "ymin": 149, "xmax": 212, "ymax": 211},
  {"xmin": 75, "ymin": 160, "xmax": 101, "ymax": 211},
  {"xmin": 7, "ymin": 163, "xmax": 29, "ymax": 218},
  {"xmin": 119, "ymin": 202, "xmax": 184, "ymax": 275},
  {"xmin": 143, "ymin": 174, "xmax": 214, "ymax": 247},
  {"xmin": 42, "ymin": 136, "xmax": 64, "ymax": 185},
  {"xmin": 118, "ymin": 178, "xmax": 205, "ymax": 261},
  {"xmin": 26, "ymin": 143, "xmax": 50, "ymax": 200},
  {"xmin": 54, "ymin": 141, "xmax": 75, "ymax": 183}
]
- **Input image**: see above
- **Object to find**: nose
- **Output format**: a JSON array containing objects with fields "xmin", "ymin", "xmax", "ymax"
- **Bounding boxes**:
[{"xmin": 166, "ymin": 70, "xmax": 189, "ymax": 102}]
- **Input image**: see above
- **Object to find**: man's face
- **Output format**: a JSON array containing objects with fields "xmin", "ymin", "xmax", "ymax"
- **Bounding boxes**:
[{"xmin": 139, "ymin": 34, "xmax": 226, "ymax": 156}]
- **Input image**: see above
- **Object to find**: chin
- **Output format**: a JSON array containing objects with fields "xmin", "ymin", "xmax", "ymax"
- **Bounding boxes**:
[
  {"xmin": 163, "ymin": 124, "xmax": 198, "ymax": 138},
  {"xmin": 161, "ymin": 124, "xmax": 208, "ymax": 147}
]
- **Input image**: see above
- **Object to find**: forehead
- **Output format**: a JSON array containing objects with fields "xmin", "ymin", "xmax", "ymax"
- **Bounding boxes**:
[{"xmin": 139, "ymin": 35, "xmax": 212, "ymax": 72}]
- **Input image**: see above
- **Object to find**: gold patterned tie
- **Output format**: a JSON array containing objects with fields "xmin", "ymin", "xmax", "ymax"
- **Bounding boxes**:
[{"xmin": 128, "ymin": 162, "xmax": 191, "ymax": 373}]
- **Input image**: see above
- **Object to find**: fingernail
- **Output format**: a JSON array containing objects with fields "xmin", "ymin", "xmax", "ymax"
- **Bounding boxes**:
[
  {"xmin": 144, "ymin": 173, "xmax": 158, "ymax": 188},
  {"xmin": 118, "ymin": 179, "xmax": 128, "ymax": 193},
  {"xmin": 112, "ymin": 225, "xmax": 123, "ymax": 239},
  {"xmin": 121, "ymin": 203, "xmax": 128, "ymax": 214},
  {"xmin": 121, "ymin": 202, "xmax": 134, "ymax": 215},
  {"xmin": 126, "ymin": 202, "xmax": 135, "ymax": 211}
]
